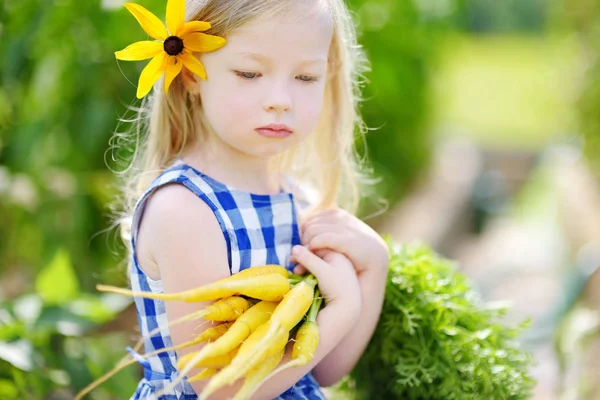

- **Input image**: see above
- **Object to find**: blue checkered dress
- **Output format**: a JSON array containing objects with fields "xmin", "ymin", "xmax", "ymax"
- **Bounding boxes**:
[{"xmin": 127, "ymin": 160, "xmax": 326, "ymax": 400}]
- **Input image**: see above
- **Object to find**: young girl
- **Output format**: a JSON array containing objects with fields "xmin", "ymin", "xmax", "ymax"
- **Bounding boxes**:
[{"xmin": 113, "ymin": 0, "xmax": 389, "ymax": 398}]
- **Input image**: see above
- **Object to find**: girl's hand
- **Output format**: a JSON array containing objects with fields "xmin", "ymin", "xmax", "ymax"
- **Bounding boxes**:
[
  {"xmin": 297, "ymin": 208, "xmax": 389, "ymax": 276},
  {"xmin": 289, "ymin": 245, "xmax": 361, "ymax": 319}
]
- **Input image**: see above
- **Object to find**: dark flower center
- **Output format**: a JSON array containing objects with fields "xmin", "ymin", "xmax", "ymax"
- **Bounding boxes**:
[{"xmin": 164, "ymin": 36, "xmax": 184, "ymax": 56}]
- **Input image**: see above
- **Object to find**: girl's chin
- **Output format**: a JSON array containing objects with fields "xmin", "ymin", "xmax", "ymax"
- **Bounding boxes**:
[{"xmin": 237, "ymin": 143, "xmax": 295, "ymax": 158}]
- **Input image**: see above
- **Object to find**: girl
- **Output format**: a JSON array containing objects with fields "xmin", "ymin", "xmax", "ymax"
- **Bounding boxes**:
[{"xmin": 113, "ymin": 0, "xmax": 389, "ymax": 398}]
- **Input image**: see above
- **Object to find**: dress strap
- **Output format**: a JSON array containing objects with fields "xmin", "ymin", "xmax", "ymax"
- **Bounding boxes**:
[{"xmin": 130, "ymin": 162, "xmax": 237, "ymax": 274}]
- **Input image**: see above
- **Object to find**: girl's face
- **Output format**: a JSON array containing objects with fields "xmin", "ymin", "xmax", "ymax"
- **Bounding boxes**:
[{"xmin": 196, "ymin": 7, "xmax": 333, "ymax": 159}]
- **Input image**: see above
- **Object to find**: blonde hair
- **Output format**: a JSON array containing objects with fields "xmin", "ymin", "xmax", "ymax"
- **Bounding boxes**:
[{"xmin": 109, "ymin": 0, "xmax": 373, "ymax": 258}]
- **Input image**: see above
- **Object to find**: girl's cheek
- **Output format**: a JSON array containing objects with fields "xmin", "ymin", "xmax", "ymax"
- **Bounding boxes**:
[
  {"xmin": 212, "ymin": 93, "xmax": 256, "ymax": 131},
  {"xmin": 303, "ymin": 94, "xmax": 325, "ymax": 129}
]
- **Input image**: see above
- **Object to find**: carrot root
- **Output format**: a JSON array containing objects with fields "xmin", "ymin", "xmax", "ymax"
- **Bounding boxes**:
[
  {"xmin": 188, "ymin": 368, "xmax": 219, "ymax": 382},
  {"xmin": 130, "ymin": 318, "xmax": 211, "ymax": 355},
  {"xmin": 232, "ymin": 350, "xmax": 285, "ymax": 400},
  {"xmin": 176, "ymin": 301, "xmax": 278, "ymax": 371},
  {"xmin": 249, "ymin": 358, "xmax": 304, "ymax": 398},
  {"xmin": 130, "ymin": 296, "xmax": 247, "ymax": 355},
  {"xmin": 96, "ymin": 284, "xmax": 181, "ymax": 301},
  {"xmin": 97, "ymin": 274, "xmax": 290, "ymax": 302},
  {"xmin": 200, "ymin": 323, "xmax": 288, "ymax": 400},
  {"xmin": 155, "ymin": 347, "xmax": 239, "ymax": 399}
]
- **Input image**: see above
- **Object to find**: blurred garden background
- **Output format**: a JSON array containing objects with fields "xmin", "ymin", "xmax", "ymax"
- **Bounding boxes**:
[{"xmin": 1, "ymin": 0, "xmax": 600, "ymax": 398}]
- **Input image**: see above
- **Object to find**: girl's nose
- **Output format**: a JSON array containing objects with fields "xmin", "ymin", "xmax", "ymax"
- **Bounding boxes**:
[{"xmin": 264, "ymin": 81, "xmax": 292, "ymax": 113}]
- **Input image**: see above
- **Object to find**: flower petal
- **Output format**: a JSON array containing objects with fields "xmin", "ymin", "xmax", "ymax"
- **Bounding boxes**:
[
  {"xmin": 179, "ymin": 50, "xmax": 207, "ymax": 80},
  {"xmin": 183, "ymin": 32, "xmax": 227, "ymax": 53},
  {"xmin": 137, "ymin": 52, "xmax": 168, "ymax": 98},
  {"xmin": 115, "ymin": 41, "xmax": 163, "ymax": 61},
  {"xmin": 166, "ymin": 0, "xmax": 185, "ymax": 37},
  {"xmin": 124, "ymin": 2, "xmax": 168, "ymax": 41},
  {"xmin": 164, "ymin": 56, "xmax": 183, "ymax": 95},
  {"xmin": 177, "ymin": 21, "xmax": 211, "ymax": 37}
]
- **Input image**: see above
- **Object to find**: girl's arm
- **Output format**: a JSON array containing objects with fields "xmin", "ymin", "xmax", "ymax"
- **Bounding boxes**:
[
  {"xmin": 311, "ymin": 267, "xmax": 387, "ymax": 387},
  {"xmin": 295, "ymin": 207, "xmax": 390, "ymax": 385},
  {"xmin": 141, "ymin": 185, "xmax": 361, "ymax": 400}
]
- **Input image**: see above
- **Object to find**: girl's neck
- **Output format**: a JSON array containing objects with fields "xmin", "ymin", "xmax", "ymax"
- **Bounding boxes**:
[{"xmin": 181, "ymin": 142, "xmax": 284, "ymax": 195}]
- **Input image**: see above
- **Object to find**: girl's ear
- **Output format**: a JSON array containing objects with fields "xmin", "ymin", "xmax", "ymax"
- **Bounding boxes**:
[{"xmin": 181, "ymin": 66, "xmax": 200, "ymax": 96}]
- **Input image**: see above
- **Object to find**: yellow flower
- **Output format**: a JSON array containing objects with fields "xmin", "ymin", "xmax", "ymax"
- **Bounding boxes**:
[{"xmin": 115, "ymin": 0, "xmax": 226, "ymax": 99}]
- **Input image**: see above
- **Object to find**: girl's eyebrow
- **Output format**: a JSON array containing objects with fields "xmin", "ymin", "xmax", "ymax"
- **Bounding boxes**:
[{"xmin": 237, "ymin": 52, "xmax": 327, "ymax": 65}]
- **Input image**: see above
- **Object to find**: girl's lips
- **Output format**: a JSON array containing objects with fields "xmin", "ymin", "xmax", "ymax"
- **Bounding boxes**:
[{"xmin": 255, "ymin": 128, "xmax": 293, "ymax": 138}]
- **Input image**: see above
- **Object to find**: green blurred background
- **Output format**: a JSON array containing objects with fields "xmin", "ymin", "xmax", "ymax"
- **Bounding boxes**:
[{"xmin": 1, "ymin": 0, "xmax": 599, "ymax": 398}]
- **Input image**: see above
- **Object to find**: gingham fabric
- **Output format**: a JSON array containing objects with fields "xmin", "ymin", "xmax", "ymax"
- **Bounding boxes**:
[{"xmin": 127, "ymin": 159, "xmax": 326, "ymax": 400}]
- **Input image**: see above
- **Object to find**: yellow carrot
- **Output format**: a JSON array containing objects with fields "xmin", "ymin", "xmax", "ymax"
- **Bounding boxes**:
[
  {"xmin": 96, "ymin": 272, "xmax": 290, "ymax": 302},
  {"xmin": 199, "ymin": 322, "xmax": 289, "ymax": 400},
  {"xmin": 232, "ymin": 349, "xmax": 285, "ymax": 400},
  {"xmin": 144, "ymin": 322, "xmax": 234, "ymax": 358},
  {"xmin": 170, "ymin": 301, "xmax": 282, "ymax": 399},
  {"xmin": 287, "ymin": 320, "xmax": 320, "ymax": 366},
  {"xmin": 216, "ymin": 277, "xmax": 317, "ymax": 389},
  {"xmin": 194, "ymin": 322, "xmax": 235, "ymax": 343},
  {"xmin": 228, "ymin": 275, "xmax": 316, "ymax": 382},
  {"xmin": 266, "ymin": 278, "xmax": 316, "ymax": 331},
  {"xmin": 233, "ymin": 265, "xmax": 290, "ymax": 279},
  {"xmin": 178, "ymin": 346, "xmax": 240, "ymax": 370},
  {"xmin": 98, "ymin": 265, "xmax": 287, "ymax": 303},
  {"xmin": 251, "ymin": 290, "xmax": 323, "ymax": 394},
  {"xmin": 77, "ymin": 267, "xmax": 289, "ymax": 400},
  {"xmin": 290, "ymin": 321, "xmax": 319, "ymax": 364},
  {"xmin": 155, "ymin": 343, "xmax": 245, "ymax": 399},
  {"xmin": 131, "ymin": 296, "xmax": 249, "ymax": 354},
  {"xmin": 188, "ymin": 368, "xmax": 219, "ymax": 382},
  {"xmin": 175, "ymin": 300, "xmax": 278, "ymax": 371},
  {"xmin": 183, "ymin": 346, "xmax": 240, "ymax": 369}
]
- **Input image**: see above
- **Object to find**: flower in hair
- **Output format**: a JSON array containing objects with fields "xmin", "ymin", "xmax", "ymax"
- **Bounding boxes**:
[{"xmin": 115, "ymin": 0, "xmax": 226, "ymax": 98}]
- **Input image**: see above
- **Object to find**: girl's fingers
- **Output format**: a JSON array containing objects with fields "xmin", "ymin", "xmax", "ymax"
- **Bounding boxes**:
[
  {"xmin": 291, "ymin": 246, "xmax": 331, "ymax": 283},
  {"xmin": 293, "ymin": 264, "xmax": 307, "ymax": 275},
  {"xmin": 291, "ymin": 248, "xmax": 328, "ymax": 275},
  {"xmin": 299, "ymin": 209, "xmax": 341, "ymax": 235},
  {"xmin": 290, "ymin": 253, "xmax": 307, "ymax": 274},
  {"xmin": 308, "ymin": 232, "xmax": 346, "ymax": 253},
  {"xmin": 313, "ymin": 249, "xmax": 330, "ymax": 259},
  {"xmin": 302, "ymin": 223, "xmax": 344, "ymax": 247}
]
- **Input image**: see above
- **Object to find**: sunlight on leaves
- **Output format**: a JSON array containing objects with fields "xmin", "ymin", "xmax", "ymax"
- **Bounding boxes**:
[
  {"xmin": 0, "ymin": 339, "xmax": 34, "ymax": 371},
  {"xmin": 0, "ymin": 379, "xmax": 18, "ymax": 399},
  {"xmin": 35, "ymin": 249, "xmax": 80, "ymax": 305}
]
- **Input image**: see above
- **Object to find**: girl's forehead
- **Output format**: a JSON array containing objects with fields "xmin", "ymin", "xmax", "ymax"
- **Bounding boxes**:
[{"xmin": 222, "ymin": 8, "xmax": 333, "ymax": 60}]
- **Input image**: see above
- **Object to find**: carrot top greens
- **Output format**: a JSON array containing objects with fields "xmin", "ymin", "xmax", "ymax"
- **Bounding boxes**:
[{"xmin": 341, "ymin": 238, "xmax": 536, "ymax": 400}]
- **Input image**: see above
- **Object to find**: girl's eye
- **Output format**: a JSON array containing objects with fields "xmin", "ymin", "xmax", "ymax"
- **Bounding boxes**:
[
  {"xmin": 297, "ymin": 75, "xmax": 318, "ymax": 83},
  {"xmin": 235, "ymin": 71, "xmax": 261, "ymax": 79}
]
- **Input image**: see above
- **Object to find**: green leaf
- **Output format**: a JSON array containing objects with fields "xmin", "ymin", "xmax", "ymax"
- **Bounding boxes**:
[
  {"xmin": 12, "ymin": 294, "xmax": 43, "ymax": 325},
  {"xmin": 35, "ymin": 249, "xmax": 79, "ymax": 305},
  {"xmin": 0, "ymin": 379, "xmax": 18, "ymax": 399},
  {"xmin": 67, "ymin": 293, "xmax": 132, "ymax": 324},
  {"xmin": 0, "ymin": 339, "xmax": 34, "ymax": 371},
  {"xmin": 34, "ymin": 306, "xmax": 94, "ymax": 336}
]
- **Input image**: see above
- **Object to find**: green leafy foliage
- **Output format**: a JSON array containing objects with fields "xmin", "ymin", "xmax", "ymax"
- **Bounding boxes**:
[
  {"xmin": 35, "ymin": 249, "xmax": 80, "ymax": 305},
  {"xmin": 0, "ymin": 248, "xmax": 135, "ymax": 398},
  {"xmin": 347, "ymin": 239, "xmax": 536, "ymax": 399},
  {"xmin": 346, "ymin": 0, "xmax": 462, "ymax": 215}
]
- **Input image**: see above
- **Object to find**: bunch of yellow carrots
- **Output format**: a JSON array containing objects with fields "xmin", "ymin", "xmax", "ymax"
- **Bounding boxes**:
[{"xmin": 75, "ymin": 265, "xmax": 323, "ymax": 400}]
